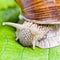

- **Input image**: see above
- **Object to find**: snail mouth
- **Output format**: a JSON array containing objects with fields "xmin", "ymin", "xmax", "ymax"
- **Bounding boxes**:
[{"xmin": 21, "ymin": 15, "xmax": 60, "ymax": 24}]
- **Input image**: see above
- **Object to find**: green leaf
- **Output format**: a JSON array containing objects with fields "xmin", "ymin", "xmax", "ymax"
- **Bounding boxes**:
[
  {"xmin": 0, "ymin": 0, "xmax": 17, "ymax": 10},
  {"xmin": 49, "ymin": 47, "xmax": 60, "ymax": 60},
  {"xmin": 0, "ymin": 26, "xmax": 49, "ymax": 60},
  {"xmin": 21, "ymin": 47, "xmax": 49, "ymax": 60},
  {"xmin": 0, "ymin": 26, "xmax": 60, "ymax": 60},
  {"xmin": 0, "ymin": 7, "xmax": 20, "ymax": 26},
  {"xmin": 0, "ymin": 26, "xmax": 24, "ymax": 60}
]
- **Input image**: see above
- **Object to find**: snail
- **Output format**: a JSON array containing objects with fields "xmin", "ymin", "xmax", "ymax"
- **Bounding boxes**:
[{"xmin": 3, "ymin": 0, "xmax": 60, "ymax": 49}]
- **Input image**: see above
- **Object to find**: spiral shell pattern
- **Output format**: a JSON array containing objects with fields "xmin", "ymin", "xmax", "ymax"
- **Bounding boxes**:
[{"xmin": 16, "ymin": 0, "xmax": 60, "ymax": 23}]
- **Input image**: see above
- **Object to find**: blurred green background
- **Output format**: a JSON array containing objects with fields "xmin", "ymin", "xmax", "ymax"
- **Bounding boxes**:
[{"xmin": 0, "ymin": 0, "xmax": 60, "ymax": 60}]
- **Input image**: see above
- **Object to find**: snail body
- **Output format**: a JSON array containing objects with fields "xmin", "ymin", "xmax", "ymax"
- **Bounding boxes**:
[{"xmin": 3, "ymin": 22, "xmax": 60, "ymax": 49}]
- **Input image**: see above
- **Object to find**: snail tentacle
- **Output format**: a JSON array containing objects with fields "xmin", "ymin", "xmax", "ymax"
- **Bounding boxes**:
[
  {"xmin": 3, "ymin": 22, "xmax": 23, "ymax": 30},
  {"xmin": 32, "ymin": 35, "xmax": 41, "ymax": 49},
  {"xmin": 16, "ymin": 37, "xmax": 19, "ymax": 41}
]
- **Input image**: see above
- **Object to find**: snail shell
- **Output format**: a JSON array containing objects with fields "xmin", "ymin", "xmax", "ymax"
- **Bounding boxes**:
[
  {"xmin": 3, "ymin": 22, "xmax": 60, "ymax": 49},
  {"xmin": 16, "ymin": 0, "xmax": 60, "ymax": 24}
]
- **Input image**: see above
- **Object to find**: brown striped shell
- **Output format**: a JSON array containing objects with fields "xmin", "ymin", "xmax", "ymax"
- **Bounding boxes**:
[{"xmin": 16, "ymin": 0, "xmax": 60, "ymax": 24}]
